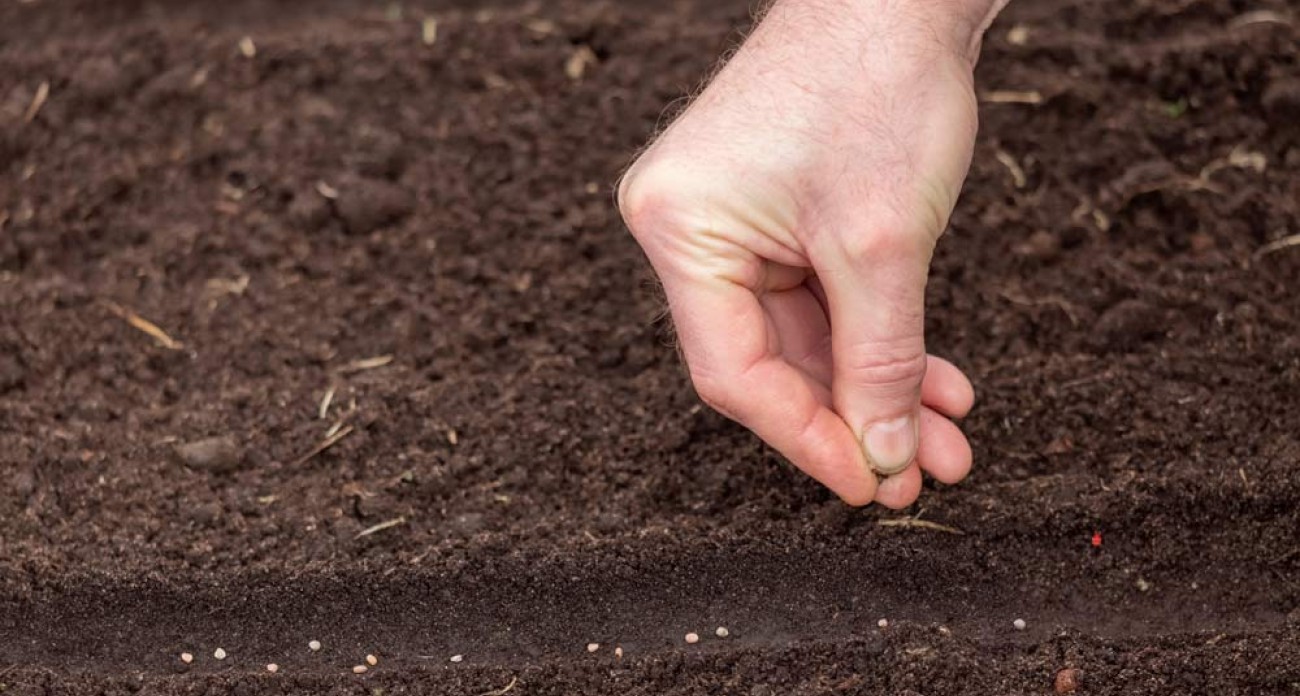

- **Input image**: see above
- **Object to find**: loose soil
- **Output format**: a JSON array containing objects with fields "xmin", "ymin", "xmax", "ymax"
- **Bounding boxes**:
[{"xmin": 2, "ymin": 0, "xmax": 1299, "ymax": 693}]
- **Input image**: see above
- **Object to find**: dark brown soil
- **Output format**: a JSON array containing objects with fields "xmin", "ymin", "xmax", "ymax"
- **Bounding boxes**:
[{"xmin": 2, "ymin": 0, "xmax": 1299, "ymax": 693}]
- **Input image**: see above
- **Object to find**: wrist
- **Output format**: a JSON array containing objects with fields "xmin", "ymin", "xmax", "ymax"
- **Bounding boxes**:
[{"xmin": 768, "ymin": 0, "xmax": 1007, "ymax": 63}]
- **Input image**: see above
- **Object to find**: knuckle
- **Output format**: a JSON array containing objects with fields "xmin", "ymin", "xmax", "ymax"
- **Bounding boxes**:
[
  {"xmin": 833, "ymin": 224, "xmax": 927, "ymax": 267},
  {"xmin": 616, "ymin": 159, "xmax": 681, "ymax": 235},
  {"xmin": 841, "ymin": 345, "xmax": 927, "ymax": 389}
]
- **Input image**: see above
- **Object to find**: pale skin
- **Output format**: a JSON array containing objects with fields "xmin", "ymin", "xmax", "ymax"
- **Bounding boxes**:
[{"xmin": 619, "ymin": 0, "xmax": 1010, "ymax": 507}]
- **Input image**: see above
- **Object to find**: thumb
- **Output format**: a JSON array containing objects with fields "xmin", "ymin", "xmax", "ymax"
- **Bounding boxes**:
[{"xmin": 813, "ymin": 219, "xmax": 936, "ymax": 477}]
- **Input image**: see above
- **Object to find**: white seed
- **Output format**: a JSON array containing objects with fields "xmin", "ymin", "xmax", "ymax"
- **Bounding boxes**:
[
  {"xmin": 715, "ymin": 627, "xmax": 729, "ymax": 638},
  {"xmin": 213, "ymin": 648, "xmax": 227, "ymax": 660},
  {"xmin": 586, "ymin": 643, "xmax": 600, "ymax": 653},
  {"xmin": 180, "ymin": 653, "xmax": 193, "ymax": 664},
  {"xmin": 352, "ymin": 665, "xmax": 368, "ymax": 674},
  {"xmin": 266, "ymin": 664, "xmax": 279, "ymax": 673},
  {"xmin": 1013, "ymin": 618, "xmax": 1027, "ymax": 631},
  {"xmin": 614, "ymin": 646, "xmax": 624, "ymax": 658},
  {"xmin": 877, "ymin": 619, "xmax": 889, "ymax": 629},
  {"xmin": 450, "ymin": 654, "xmax": 464, "ymax": 663},
  {"xmin": 366, "ymin": 654, "xmax": 378, "ymax": 666},
  {"xmin": 308, "ymin": 640, "xmax": 322, "ymax": 652},
  {"xmin": 684, "ymin": 632, "xmax": 700, "ymax": 644}
]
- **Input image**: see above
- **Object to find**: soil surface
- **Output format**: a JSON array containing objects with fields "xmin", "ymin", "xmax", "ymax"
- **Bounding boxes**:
[{"xmin": 2, "ymin": 0, "xmax": 1299, "ymax": 693}]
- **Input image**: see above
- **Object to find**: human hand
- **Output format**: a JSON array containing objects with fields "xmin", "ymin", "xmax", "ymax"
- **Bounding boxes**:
[{"xmin": 619, "ymin": 0, "xmax": 1006, "ymax": 506}]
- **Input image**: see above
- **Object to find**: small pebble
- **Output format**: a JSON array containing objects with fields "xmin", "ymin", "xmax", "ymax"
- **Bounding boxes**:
[
  {"xmin": 213, "ymin": 648, "xmax": 227, "ymax": 660},
  {"xmin": 614, "ymin": 646, "xmax": 624, "ymax": 659},
  {"xmin": 308, "ymin": 640, "xmax": 322, "ymax": 652},
  {"xmin": 877, "ymin": 618, "xmax": 889, "ymax": 629},
  {"xmin": 715, "ymin": 627, "xmax": 730, "ymax": 638},
  {"xmin": 1013, "ymin": 618, "xmax": 1027, "ymax": 631},
  {"xmin": 1054, "ymin": 667, "xmax": 1082, "ymax": 694},
  {"xmin": 586, "ymin": 643, "xmax": 600, "ymax": 653},
  {"xmin": 266, "ymin": 664, "xmax": 279, "ymax": 674},
  {"xmin": 938, "ymin": 626, "xmax": 951, "ymax": 636},
  {"xmin": 175, "ymin": 436, "xmax": 244, "ymax": 473},
  {"xmin": 684, "ymin": 632, "xmax": 700, "ymax": 644},
  {"xmin": 366, "ymin": 654, "xmax": 378, "ymax": 666},
  {"xmin": 450, "ymin": 654, "xmax": 464, "ymax": 663},
  {"xmin": 352, "ymin": 665, "xmax": 368, "ymax": 674},
  {"xmin": 180, "ymin": 653, "xmax": 193, "ymax": 664}
]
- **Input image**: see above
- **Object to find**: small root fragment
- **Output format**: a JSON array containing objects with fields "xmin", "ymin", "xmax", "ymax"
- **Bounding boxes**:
[
  {"xmin": 355, "ymin": 516, "xmax": 407, "ymax": 539},
  {"xmin": 319, "ymin": 386, "xmax": 336, "ymax": 420},
  {"xmin": 877, "ymin": 518, "xmax": 965, "ymax": 535},
  {"xmin": 1228, "ymin": 10, "xmax": 1293, "ymax": 29},
  {"xmin": 476, "ymin": 677, "xmax": 519, "ymax": 696},
  {"xmin": 103, "ymin": 301, "xmax": 183, "ymax": 350},
  {"xmin": 994, "ymin": 149, "xmax": 1028, "ymax": 189},
  {"xmin": 565, "ymin": 45, "xmax": 598, "ymax": 80},
  {"xmin": 1255, "ymin": 234, "xmax": 1300, "ymax": 260},
  {"xmin": 292, "ymin": 425, "xmax": 355, "ymax": 466},
  {"xmin": 340, "ymin": 355, "xmax": 394, "ymax": 373},
  {"xmin": 24, "ymin": 81, "xmax": 50, "ymax": 123},
  {"xmin": 980, "ymin": 89, "xmax": 1043, "ymax": 105}
]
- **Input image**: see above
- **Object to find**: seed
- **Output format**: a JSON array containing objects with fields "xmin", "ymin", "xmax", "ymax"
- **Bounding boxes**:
[
  {"xmin": 366, "ymin": 654, "xmax": 378, "ymax": 666},
  {"xmin": 180, "ymin": 653, "xmax": 194, "ymax": 664},
  {"xmin": 614, "ymin": 646, "xmax": 624, "ymax": 659},
  {"xmin": 684, "ymin": 632, "xmax": 699, "ymax": 644},
  {"xmin": 1054, "ymin": 667, "xmax": 1081, "ymax": 694},
  {"xmin": 266, "ymin": 664, "xmax": 279, "ymax": 673},
  {"xmin": 877, "ymin": 619, "xmax": 889, "ymax": 629},
  {"xmin": 450, "ymin": 654, "xmax": 464, "ymax": 663},
  {"xmin": 1013, "ymin": 618, "xmax": 1027, "ymax": 631},
  {"xmin": 308, "ymin": 640, "xmax": 322, "ymax": 652},
  {"xmin": 715, "ymin": 627, "xmax": 729, "ymax": 638},
  {"xmin": 213, "ymin": 648, "xmax": 227, "ymax": 660},
  {"xmin": 586, "ymin": 643, "xmax": 600, "ymax": 653},
  {"xmin": 352, "ymin": 665, "xmax": 368, "ymax": 674}
]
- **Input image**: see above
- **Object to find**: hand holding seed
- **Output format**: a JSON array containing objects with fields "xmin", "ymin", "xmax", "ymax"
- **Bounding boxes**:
[{"xmin": 619, "ymin": 0, "xmax": 1005, "ymax": 506}]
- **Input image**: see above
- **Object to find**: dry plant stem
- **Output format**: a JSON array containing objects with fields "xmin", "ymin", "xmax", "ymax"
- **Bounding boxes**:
[
  {"xmin": 103, "ymin": 301, "xmax": 183, "ymax": 350},
  {"xmin": 355, "ymin": 517, "xmax": 407, "ymax": 539},
  {"xmin": 477, "ymin": 676, "xmax": 519, "ymax": 696},
  {"xmin": 1255, "ymin": 234, "xmax": 1300, "ymax": 260},
  {"xmin": 291, "ymin": 425, "xmax": 355, "ymax": 466},
  {"xmin": 877, "ymin": 517, "xmax": 965, "ymax": 535}
]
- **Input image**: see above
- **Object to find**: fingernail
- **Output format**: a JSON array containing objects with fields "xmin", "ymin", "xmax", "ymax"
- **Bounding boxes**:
[{"xmin": 863, "ymin": 415, "xmax": 918, "ymax": 476}]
